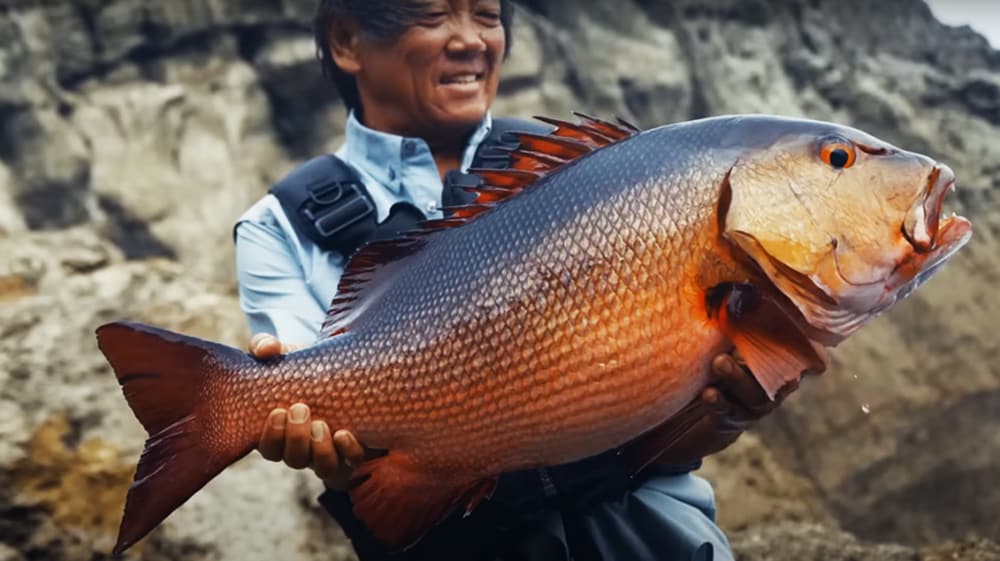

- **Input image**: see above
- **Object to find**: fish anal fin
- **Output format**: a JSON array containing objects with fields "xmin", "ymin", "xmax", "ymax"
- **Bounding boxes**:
[
  {"xmin": 717, "ymin": 284, "xmax": 829, "ymax": 399},
  {"xmin": 463, "ymin": 478, "xmax": 498, "ymax": 517},
  {"xmin": 349, "ymin": 451, "xmax": 489, "ymax": 551}
]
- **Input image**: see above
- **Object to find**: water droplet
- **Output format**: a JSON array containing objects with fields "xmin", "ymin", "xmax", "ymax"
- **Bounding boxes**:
[{"xmin": 861, "ymin": 403, "xmax": 871, "ymax": 414}]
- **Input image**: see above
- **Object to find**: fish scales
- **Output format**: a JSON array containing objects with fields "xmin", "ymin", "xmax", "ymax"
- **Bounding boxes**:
[
  {"xmin": 218, "ymin": 120, "xmax": 735, "ymax": 473},
  {"xmin": 96, "ymin": 114, "xmax": 972, "ymax": 554}
]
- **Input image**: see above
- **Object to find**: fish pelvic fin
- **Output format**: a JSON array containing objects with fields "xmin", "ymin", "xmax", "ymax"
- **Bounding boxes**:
[
  {"xmin": 349, "ymin": 451, "xmax": 497, "ymax": 552},
  {"xmin": 622, "ymin": 398, "xmax": 715, "ymax": 476},
  {"xmin": 714, "ymin": 284, "xmax": 829, "ymax": 400},
  {"xmin": 95, "ymin": 321, "xmax": 258, "ymax": 555}
]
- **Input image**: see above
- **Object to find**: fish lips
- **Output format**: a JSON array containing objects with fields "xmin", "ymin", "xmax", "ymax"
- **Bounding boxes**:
[
  {"xmin": 902, "ymin": 164, "xmax": 960, "ymax": 253},
  {"xmin": 888, "ymin": 211, "xmax": 972, "ymax": 300}
]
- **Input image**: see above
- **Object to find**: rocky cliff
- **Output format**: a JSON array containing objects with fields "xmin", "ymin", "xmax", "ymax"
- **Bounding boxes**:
[{"xmin": 1, "ymin": 1, "xmax": 998, "ymax": 560}]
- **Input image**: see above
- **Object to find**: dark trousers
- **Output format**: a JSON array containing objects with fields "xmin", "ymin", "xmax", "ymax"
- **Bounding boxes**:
[
  {"xmin": 317, "ymin": 456, "xmax": 696, "ymax": 561},
  {"xmin": 319, "ymin": 489, "xmax": 570, "ymax": 561}
]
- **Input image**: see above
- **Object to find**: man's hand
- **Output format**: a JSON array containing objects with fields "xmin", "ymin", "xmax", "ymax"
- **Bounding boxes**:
[
  {"xmin": 249, "ymin": 334, "xmax": 368, "ymax": 491},
  {"xmin": 648, "ymin": 352, "xmax": 802, "ymax": 468}
]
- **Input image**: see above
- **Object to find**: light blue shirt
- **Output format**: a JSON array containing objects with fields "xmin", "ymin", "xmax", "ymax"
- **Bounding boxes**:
[{"xmin": 234, "ymin": 111, "xmax": 733, "ymax": 561}]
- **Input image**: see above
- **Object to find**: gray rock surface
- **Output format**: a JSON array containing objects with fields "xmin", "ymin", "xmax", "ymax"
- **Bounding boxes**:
[{"xmin": 1, "ymin": 1, "xmax": 998, "ymax": 560}]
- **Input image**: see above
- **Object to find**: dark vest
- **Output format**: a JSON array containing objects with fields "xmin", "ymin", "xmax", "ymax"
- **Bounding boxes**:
[{"xmin": 268, "ymin": 117, "xmax": 552, "ymax": 259}]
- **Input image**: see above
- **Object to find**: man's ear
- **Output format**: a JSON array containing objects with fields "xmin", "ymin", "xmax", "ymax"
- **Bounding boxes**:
[{"xmin": 329, "ymin": 18, "xmax": 362, "ymax": 74}]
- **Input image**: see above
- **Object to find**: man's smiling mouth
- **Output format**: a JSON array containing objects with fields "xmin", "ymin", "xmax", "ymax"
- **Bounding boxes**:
[{"xmin": 441, "ymin": 73, "xmax": 483, "ymax": 84}]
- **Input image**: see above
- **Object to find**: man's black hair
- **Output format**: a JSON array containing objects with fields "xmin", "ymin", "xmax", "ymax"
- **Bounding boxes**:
[{"xmin": 312, "ymin": 0, "xmax": 514, "ymax": 113}]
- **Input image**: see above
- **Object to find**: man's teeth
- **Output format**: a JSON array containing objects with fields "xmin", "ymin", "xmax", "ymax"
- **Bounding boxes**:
[{"xmin": 443, "ymin": 74, "xmax": 479, "ymax": 84}]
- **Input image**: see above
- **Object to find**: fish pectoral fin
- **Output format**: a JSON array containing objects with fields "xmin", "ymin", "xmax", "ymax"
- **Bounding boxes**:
[
  {"xmin": 622, "ymin": 398, "xmax": 713, "ymax": 477},
  {"xmin": 349, "ymin": 451, "xmax": 495, "ymax": 551},
  {"xmin": 718, "ymin": 284, "xmax": 829, "ymax": 400}
]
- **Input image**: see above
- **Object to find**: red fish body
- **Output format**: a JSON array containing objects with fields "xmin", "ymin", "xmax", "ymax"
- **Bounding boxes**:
[{"xmin": 97, "ymin": 114, "xmax": 971, "ymax": 553}]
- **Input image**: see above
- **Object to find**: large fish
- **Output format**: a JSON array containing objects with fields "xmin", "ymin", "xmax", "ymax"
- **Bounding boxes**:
[{"xmin": 96, "ymin": 114, "xmax": 971, "ymax": 554}]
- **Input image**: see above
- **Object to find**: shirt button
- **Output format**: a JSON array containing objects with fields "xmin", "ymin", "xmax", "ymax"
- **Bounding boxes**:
[
  {"xmin": 402, "ymin": 140, "xmax": 418, "ymax": 157},
  {"xmin": 426, "ymin": 200, "xmax": 438, "ymax": 213}
]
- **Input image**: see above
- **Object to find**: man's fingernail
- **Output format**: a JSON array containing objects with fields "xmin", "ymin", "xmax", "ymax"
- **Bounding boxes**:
[
  {"xmin": 271, "ymin": 410, "xmax": 286, "ymax": 430},
  {"xmin": 703, "ymin": 388, "xmax": 720, "ymax": 404},
  {"xmin": 312, "ymin": 421, "xmax": 325, "ymax": 441},
  {"xmin": 289, "ymin": 404, "xmax": 308, "ymax": 423}
]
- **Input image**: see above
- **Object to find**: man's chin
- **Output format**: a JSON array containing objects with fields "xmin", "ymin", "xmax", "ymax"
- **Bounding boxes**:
[{"xmin": 429, "ymin": 106, "xmax": 490, "ymax": 134}]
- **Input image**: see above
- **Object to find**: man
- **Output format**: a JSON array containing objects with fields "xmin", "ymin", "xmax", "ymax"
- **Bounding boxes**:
[{"xmin": 235, "ymin": 1, "xmax": 796, "ymax": 559}]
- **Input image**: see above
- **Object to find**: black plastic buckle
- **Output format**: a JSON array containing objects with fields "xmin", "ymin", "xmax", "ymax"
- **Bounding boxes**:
[{"xmin": 301, "ymin": 180, "xmax": 374, "ymax": 237}]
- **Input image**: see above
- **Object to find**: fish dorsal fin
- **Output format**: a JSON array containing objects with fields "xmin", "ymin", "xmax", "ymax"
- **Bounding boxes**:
[
  {"xmin": 536, "ymin": 112, "xmax": 640, "ymax": 146},
  {"xmin": 319, "ymin": 236, "xmax": 424, "ymax": 338},
  {"xmin": 319, "ymin": 114, "xmax": 641, "ymax": 339}
]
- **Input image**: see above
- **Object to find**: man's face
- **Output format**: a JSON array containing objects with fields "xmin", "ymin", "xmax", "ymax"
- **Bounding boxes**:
[{"xmin": 347, "ymin": 0, "xmax": 505, "ymax": 139}]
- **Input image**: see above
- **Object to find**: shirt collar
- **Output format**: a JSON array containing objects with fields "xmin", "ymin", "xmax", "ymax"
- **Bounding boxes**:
[{"xmin": 340, "ymin": 110, "xmax": 493, "ymax": 195}]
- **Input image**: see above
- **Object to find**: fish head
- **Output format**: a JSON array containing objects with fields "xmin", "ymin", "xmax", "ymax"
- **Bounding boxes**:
[{"xmin": 722, "ymin": 118, "xmax": 972, "ymax": 345}]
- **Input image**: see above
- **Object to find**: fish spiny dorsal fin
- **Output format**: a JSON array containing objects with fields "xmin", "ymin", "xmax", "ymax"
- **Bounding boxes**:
[
  {"xmin": 534, "ymin": 115, "xmax": 618, "ymax": 147},
  {"xmin": 574, "ymin": 112, "xmax": 641, "ymax": 140},
  {"xmin": 507, "ymin": 148, "xmax": 569, "ymax": 171},
  {"xmin": 319, "ymin": 114, "xmax": 642, "ymax": 339},
  {"xmin": 455, "ymin": 114, "xmax": 641, "ymax": 211},
  {"xmin": 319, "ymin": 236, "xmax": 426, "ymax": 338},
  {"xmin": 505, "ymin": 133, "xmax": 592, "ymax": 160}
]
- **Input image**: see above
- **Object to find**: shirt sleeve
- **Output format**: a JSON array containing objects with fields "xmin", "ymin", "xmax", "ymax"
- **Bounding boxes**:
[{"xmin": 234, "ymin": 215, "xmax": 342, "ymax": 346}]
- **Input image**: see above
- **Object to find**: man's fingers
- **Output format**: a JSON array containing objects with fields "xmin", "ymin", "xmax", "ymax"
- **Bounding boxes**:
[
  {"xmin": 699, "ymin": 387, "xmax": 756, "ymax": 431},
  {"xmin": 283, "ymin": 403, "xmax": 313, "ymax": 469},
  {"xmin": 250, "ymin": 334, "xmax": 284, "ymax": 359},
  {"xmin": 710, "ymin": 353, "xmax": 773, "ymax": 415},
  {"xmin": 309, "ymin": 421, "xmax": 341, "ymax": 480},
  {"xmin": 333, "ymin": 430, "xmax": 366, "ymax": 467},
  {"xmin": 258, "ymin": 408, "xmax": 287, "ymax": 462}
]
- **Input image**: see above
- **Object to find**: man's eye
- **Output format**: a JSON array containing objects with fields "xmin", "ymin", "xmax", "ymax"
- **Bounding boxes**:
[
  {"xmin": 476, "ymin": 11, "xmax": 501, "ymax": 24},
  {"xmin": 419, "ymin": 12, "xmax": 448, "ymax": 25}
]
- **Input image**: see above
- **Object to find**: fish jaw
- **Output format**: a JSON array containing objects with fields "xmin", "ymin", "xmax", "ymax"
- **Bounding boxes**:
[
  {"xmin": 886, "ymin": 213, "xmax": 972, "ymax": 302},
  {"xmin": 813, "ymin": 165, "xmax": 973, "ymax": 339},
  {"xmin": 902, "ymin": 164, "xmax": 955, "ymax": 252},
  {"xmin": 729, "ymin": 212, "xmax": 972, "ymax": 345}
]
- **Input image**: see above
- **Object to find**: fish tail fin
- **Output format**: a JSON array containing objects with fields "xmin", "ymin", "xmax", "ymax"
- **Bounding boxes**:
[{"xmin": 96, "ymin": 321, "xmax": 258, "ymax": 555}]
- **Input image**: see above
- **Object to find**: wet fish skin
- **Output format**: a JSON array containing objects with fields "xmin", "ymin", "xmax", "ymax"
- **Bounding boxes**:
[{"xmin": 96, "ymin": 114, "xmax": 971, "ymax": 554}]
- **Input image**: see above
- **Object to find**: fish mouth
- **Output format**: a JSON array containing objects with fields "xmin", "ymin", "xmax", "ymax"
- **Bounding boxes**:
[
  {"xmin": 889, "ymin": 164, "xmax": 972, "ymax": 299},
  {"xmin": 891, "ymin": 211, "xmax": 971, "ymax": 290},
  {"xmin": 902, "ymin": 164, "xmax": 959, "ymax": 253}
]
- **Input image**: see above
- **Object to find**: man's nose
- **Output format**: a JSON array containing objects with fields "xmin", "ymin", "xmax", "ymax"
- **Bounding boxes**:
[{"xmin": 445, "ymin": 22, "xmax": 486, "ymax": 55}]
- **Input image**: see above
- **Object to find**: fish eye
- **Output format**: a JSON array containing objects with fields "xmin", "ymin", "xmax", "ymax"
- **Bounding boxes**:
[{"xmin": 820, "ymin": 139, "xmax": 856, "ymax": 170}]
